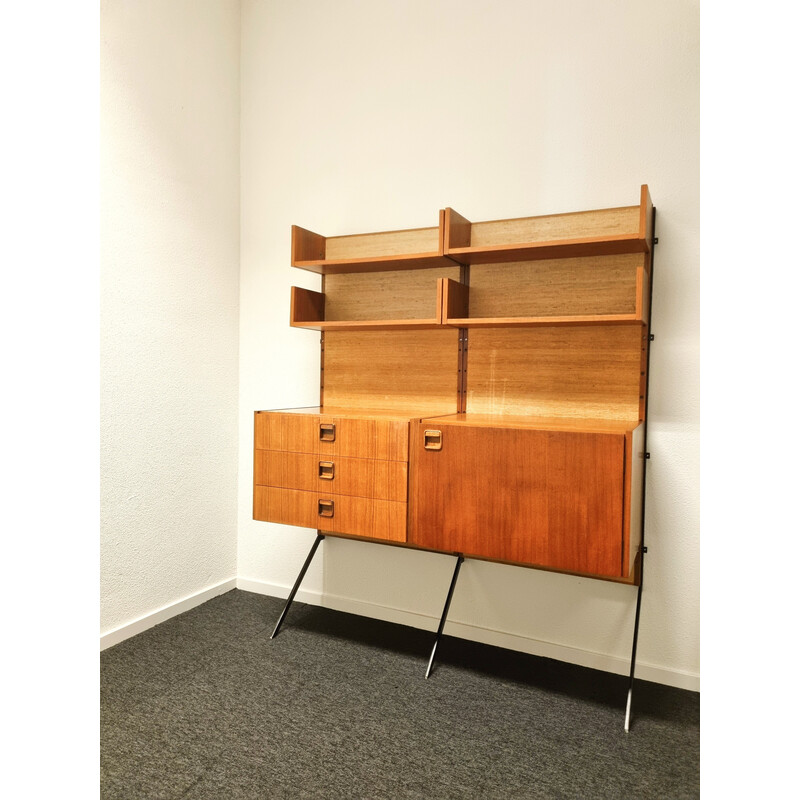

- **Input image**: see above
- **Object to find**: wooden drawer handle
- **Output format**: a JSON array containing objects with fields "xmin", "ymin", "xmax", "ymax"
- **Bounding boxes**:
[
  {"xmin": 318, "ymin": 461, "xmax": 335, "ymax": 480},
  {"xmin": 319, "ymin": 423, "xmax": 336, "ymax": 442},
  {"xmin": 423, "ymin": 430, "xmax": 442, "ymax": 451},
  {"xmin": 318, "ymin": 499, "xmax": 334, "ymax": 518}
]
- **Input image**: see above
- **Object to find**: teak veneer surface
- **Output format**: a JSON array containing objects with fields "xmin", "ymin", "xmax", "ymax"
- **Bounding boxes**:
[
  {"xmin": 325, "ymin": 227, "xmax": 440, "ymax": 261},
  {"xmin": 323, "ymin": 267, "xmax": 460, "ymax": 321},
  {"xmin": 292, "ymin": 219, "xmax": 460, "ymax": 273},
  {"xmin": 467, "ymin": 206, "xmax": 640, "ymax": 248},
  {"xmin": 322, "ymin": 330, "xmax": 460, "ymax": 414},
  {"xmin": 254, "ymin": 486, "xmax": 406, "ymax": 543},
  {"xmin": 255, "ymin": 451, "xmax": 408, "ymax": 502},
  {"xmin": 467, "ymin": 256, "xmax": 641, "ymax": 318},
  {"xmin": 410, "ymin": 422, "xmax": 626, "ymax": 577},
  {"xmin": 255, "ymin": 411, "xmax": 409, "ymax": 461},
  {"xmin": 261, "ymin": 406, "xmax": 438, "ymax": 420},
  {"xmin": 466, "ymin": 326, "xmax": 643, "ymax": 419},
  {"xmin": 422, "ymin": 413, "xmax": 641, "ymax": 435}
]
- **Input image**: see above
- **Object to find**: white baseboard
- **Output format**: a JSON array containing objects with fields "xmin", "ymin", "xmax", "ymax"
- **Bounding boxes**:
[
  {"xmin": 100, "ymin": 577, "xmax": 237, "ymax": 651},
  {"xmin": 236, "ymin": 577, "xmax": 699, "ymax": 692}
]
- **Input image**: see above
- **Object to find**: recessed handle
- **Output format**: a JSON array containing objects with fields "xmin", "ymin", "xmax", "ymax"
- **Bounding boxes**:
[
  {"xmin": 319, "ymin": 423, "xmax": 336, "ymax": 442},
  {"xmin": 424, "ymin": 429, "xmax": 442, "ymax": 451},
  {"xmin": 318, "ymin": 499, "xmax": 334, "ymax": 518},
  {"xmin": 318, "ymin": 461, "xmax": 335, "ymax": 480}
]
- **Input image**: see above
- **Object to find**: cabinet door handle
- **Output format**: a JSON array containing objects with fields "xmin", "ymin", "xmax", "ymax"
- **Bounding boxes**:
[
  {"xmin": 318, "ymin": 461, "xmax": 335, "ymax": 480},
  {"xmin": 318, "ymin": 499, "xmax": 334, "ymax": 517},
  {"xmin": 424, "ymin": 430, "xmax": 442, "ymax": 450},
  {"xmin": 319, "ymin": 423, "xmax": 336, "ymax": 442}
]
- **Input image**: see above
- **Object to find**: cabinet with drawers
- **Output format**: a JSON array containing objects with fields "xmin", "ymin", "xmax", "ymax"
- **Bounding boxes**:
[
  {"xmin": 254, "ymin": 186, "xmax": 654, "ymax": 584},
  {"xmin": 253, "ymin": 408, "xmax": 412, "ymax": 543}
]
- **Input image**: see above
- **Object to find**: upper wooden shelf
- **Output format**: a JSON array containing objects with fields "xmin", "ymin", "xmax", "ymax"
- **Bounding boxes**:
[
  {"xmin": 291, "ymin": 212, "xmax": 462, "ymax": 274},
  {"xmin": 443, "ymin": 185, "xmax": 653, "ymax": 265},
  {"xmin": 290, "ymin": 187, "xmax": 652, "ymax": 274}
]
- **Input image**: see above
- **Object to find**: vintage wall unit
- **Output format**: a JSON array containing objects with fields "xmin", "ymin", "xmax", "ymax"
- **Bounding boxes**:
[{"xmin": 254, "ymin": 186, "xmax": 657, "ymax": 730}]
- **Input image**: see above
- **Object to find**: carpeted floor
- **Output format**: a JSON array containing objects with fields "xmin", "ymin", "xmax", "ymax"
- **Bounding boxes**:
[{"xmin": 101, "ymin": 589, "xmax": 699, "ymax": 799}]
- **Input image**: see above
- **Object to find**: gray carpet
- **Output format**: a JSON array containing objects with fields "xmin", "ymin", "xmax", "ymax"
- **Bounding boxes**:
[{"xmin": 101, "ymin": 589, "xmax": 699, "ymax": 799}]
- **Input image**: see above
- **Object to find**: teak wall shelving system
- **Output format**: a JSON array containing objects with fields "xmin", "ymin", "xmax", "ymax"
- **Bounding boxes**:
[{"xmin": 254, "ymin": 186, "xmax": 657, "ymax": 730}]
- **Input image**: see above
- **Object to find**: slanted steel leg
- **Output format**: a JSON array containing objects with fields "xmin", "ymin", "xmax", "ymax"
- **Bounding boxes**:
[
  {"xmin": 625, "ymin": 206, "xmax": 656, "ymax": 732},
  {"xmin": 270, "ymin": 533, "xmax": 324, "ymax": 639},
  {"xmin": 425, "ymin": 555, "xmax": 464, "ymax": 679},
  {"xmin": 624, "ymin": 547, "xmax": 646, "ymax": 732}
]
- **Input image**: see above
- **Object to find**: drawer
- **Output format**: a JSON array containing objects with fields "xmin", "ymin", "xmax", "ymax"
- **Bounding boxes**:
[
  {"xmin": 254, "ymin": 412, "xmax": 408, "ymax": 461},
  {"xmin": 254, "ymin": 451, "xmax": 407, "ymax": 501},
  {"xmin": 254, "ymin": 486, "xmax": 407, "ymax": 542}
]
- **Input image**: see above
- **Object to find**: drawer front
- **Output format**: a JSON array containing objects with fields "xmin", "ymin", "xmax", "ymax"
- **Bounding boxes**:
[
  {"xmin": 255, "ymin": 451, "xmax": 407, "ymax": 501},
  {"xmin": 255, "ymin": 412, "xmax": 408, "ymax": 461},
  {"xmin": 254, "ymin": 486, "xmax": 406, "ymax": 542},
  {"xmin": 410, "ymin": 423, "xmax": 626, "ymax": 577}
]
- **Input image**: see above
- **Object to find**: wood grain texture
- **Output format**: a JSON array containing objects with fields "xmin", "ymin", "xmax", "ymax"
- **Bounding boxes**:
[
  {"xmin": 324, "ymin": 226, "xmax": 440, "ymax": 261},
  {"xmin": 318, "ymin": 414, "xmax": 409, "ymax": 461},
  {"xmin": 323, "ymin": 267, "xmax": 459, "ymax": 322},
  {"xmin": 322, "ymin": 330, "xmax": 460, "ymax": 414},
  {"xmin": 639, "ymin": 185, "xmax": 653, "ymax": 253},
  {"xmin": 291, "ymin": 225, "xmax": 326, "ymax": 264},
  {"xmin": 467, "ymin": 206, "xmax": 640, "ymax": 247},
  {"xmin": 444, "ymin": 315, "xmax": 643, "ymax": 328},
  {"xmin": 636, "ymin": 267, "xmax": 650, "ymax": 325},
  {"xmin": 409, "ymin": 422, "xmax": 626, "ymax": 576},
  {"xmin": 254, "ymin": 411, "xmax": 409, "ymax": 461},
  {"xmin": 290, "ymin": 286, "xmax": 325, "ymax": 327},
  {"xmin": 254, "ymin": 486, "xmax": 406, "ymax": 542},
  {"xmin": 467, "ymin": 255, "xmax": 642, "ymax": 319},
  {"xmin": 441, "ymin": 278, "xmax": 469, "ymax": 321},
  {"xmin": 466, "ymin": 327, "xmax": 643, "ymax": 419},
  {"xmin": 254, "ymin": 450, "xmax": 407, "ymax": 501},
  {"xmin": 447, "ymin": 237, "xmax": 648, "ymax": 265},
  {"xmin": 445, "ymin": 207, "xmax": 472, "ymax": 249},
  {"xmin": 622, "ymin": 423, "xmax": 645, "ymax": 579},
  {"xmin": 421, "ymin": 413, "xmax": 640, "ymax": 434}
]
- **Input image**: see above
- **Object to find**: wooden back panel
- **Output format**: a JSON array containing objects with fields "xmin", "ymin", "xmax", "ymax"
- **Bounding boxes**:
[
  {"xmin": 468, "ymin": 255, "xmax": 642, "ymax": 318},
  {"xmin": 323, "ymin": 329, "xmax": 460, "ymax": 414},
  {"xmin": 466, "ymin": 327, "xmax": 643, "ymax": 420},
  {"xmin": 325, "ymin": 226, "xmax": 441, "ymax": 260},
  {"xmin": 324, "ymin": 267, "xmax": 460, "ymax": 321},
  {"xmin": 468, "ymin": 206, "xmax": 640, "ymax": 247}
]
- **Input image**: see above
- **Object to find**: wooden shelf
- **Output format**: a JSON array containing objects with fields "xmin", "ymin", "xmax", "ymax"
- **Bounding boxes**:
[
  {"xmin": 290, "ymin": 287, "xmax": 440, "ymax": 331},
  {"xmin": 291, "ymin": 212, "xmax": 464, "ymax": 274},
  {"xmin": 290, "ymin": 266, "xmax": 461, "ymax": 331},
  {"xmin": 440, "ymin": 254, "xmax": 650, "ymax": 328},
  {"xmin": 444, "ymin": 185, "xmax": 653, "ymax": 265}
]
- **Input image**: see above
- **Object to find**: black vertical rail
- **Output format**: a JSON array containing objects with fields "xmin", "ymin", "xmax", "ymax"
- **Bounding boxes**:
[
  {"xmin": 425, "ymin": 555, "xmax": 465, "ymax": 678},
  {"xmin": 625, "ymin": 207, "xmax": 657, "ymax": 732},
  {"xmin": 270, "ymin": 533, "xmax": 325, "ymax": 639}
]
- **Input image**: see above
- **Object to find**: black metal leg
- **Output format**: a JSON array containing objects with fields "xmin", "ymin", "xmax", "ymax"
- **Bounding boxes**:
[
  {"xmin": 270, "ymin": 533, "xmax": 325, "ymax": 639},
  {"xmin": 425, "ymin": 555, "xmax": 464, "ymax": 679},
  {"xmin": 624, "ymin": 548, "xmax": 646, "ymax": 732}
]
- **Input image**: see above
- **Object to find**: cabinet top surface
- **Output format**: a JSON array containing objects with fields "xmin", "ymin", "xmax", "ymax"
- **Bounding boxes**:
[
  {"xmin": 256, "ymin": 406, "xmax": 449, "ymax": 421},
  {"xmin": 256, "ymin": 408, "xmax": 643, "ymax": 434},
  {"xmin": 420, "ymin": 413, "xmax": 643, "ymax": 434}
]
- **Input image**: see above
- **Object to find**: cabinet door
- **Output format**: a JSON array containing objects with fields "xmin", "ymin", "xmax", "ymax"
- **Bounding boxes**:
[{"xmin": 410, "ymin": 423, "xmax": 626, "ymax": 577}]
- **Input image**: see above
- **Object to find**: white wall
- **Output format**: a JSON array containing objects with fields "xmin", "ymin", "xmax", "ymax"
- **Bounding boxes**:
[
  {"xmin": 239, "ymin": 0, "xmax": 699, "ymax": 689},
  {"xmin": 100, "ymin": 0, "xmax": 241, "ymax": 641}
]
